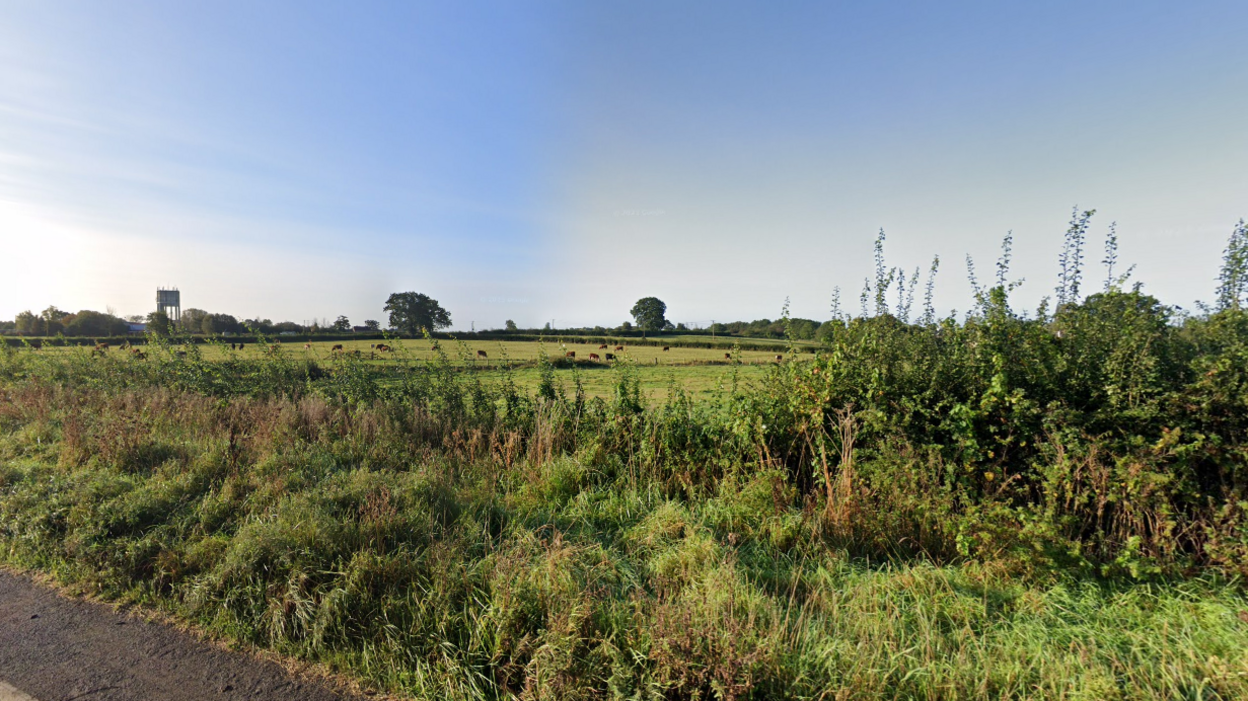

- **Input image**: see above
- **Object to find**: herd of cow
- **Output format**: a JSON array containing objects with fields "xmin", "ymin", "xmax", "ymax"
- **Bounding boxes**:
[
  {"xmin": 90, "ymin": 341, "xmax": 145, "ymax": 359},
  {"xmin": 81, "ymin": 340, "xmax": 786, "ymax": 365},
  {"xmin": 558, "ymin": 343, "xmax": 628, "ymax": 362}
]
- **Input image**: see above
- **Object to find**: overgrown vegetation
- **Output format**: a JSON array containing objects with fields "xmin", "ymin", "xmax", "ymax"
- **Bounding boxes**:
[{"xmin": 2, "ymin": 214, "xmax": 1248, "ymax": 699}]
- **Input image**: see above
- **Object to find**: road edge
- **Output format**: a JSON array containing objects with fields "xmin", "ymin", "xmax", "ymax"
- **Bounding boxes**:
[{"xmin": 0, "ymin": 563, "xmax": 401, "ymax": 701}]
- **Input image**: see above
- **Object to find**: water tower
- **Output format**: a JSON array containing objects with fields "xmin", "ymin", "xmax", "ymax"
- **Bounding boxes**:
[{"xmin": 156, "ymin": 287, "xmax": 181, "ymax": 322}]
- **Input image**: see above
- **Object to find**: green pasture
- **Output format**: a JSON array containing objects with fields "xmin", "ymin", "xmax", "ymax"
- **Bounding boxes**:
[
  {"xmin": 239, "ymin": 338, "xmax": 792, "ymax": 365},
  {"xmin": 495, "ymin": 363, "xmax": 767, "ymax": 402},
  {"xmin": 47, "ymin": 338, "xmax": 787, "ymax": 401}
]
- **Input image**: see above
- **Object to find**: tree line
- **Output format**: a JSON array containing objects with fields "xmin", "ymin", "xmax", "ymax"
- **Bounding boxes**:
[
  {"xmin": 13, "ymin": 212, "xmax": 1241, "ymax": 345},
  {"xmin": 0, "ymin": 292, "xmax": 451, "ymax": 339}
]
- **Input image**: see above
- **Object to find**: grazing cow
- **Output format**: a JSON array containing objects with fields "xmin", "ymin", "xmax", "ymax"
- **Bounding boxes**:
[
  {"xmin": 565, "ymin": 351, "xmax": 576, "ymax": 358},
  {"xmin": 304, "ymin": 343, "xmax": 312, "ymax": 350},
  {"xmin": 95, "ymin": 342, "xmax": 109, "ymax": 351},
  {"xmin": 614, "ymin": 345, "xmax": 624, "ymax": 351},
  {"xmin": 605, "ymin": 353, "xmax": 615, "ymax": 361},
  {"xmin": 375, "ymin": 343, "xmax": 391, "ymax": 352},
  {"xmin": 229, "ymin": 343, "xmax": 236, "ymax": 350},
  {"xmin": 477, "ymin": 350, "xmax": 487, "ymax": 359},
  {"xmin": 775, "ymin": 354, "xmax": 783, "ymax": 362},
  {"xmin": 599, "ymin": 344, "xmax": 608, "ymax": 350},
  {"xmin": 331, "ymin": 344, "xmax": 344, "ymax": 352},
  {"xmin": 662, "ymin": 346, "xmax": 670, "ymax": 351},
  {"xmin": 237, "ymin": 342, "xmax": 245, "ymax": 350},
  {"xmin": 724, "ymin": 353, "xmax": 732, "ymax": 360},
  {"xmin": 589, "ymin": 353, "xmax": 600, "ymax": 360}
]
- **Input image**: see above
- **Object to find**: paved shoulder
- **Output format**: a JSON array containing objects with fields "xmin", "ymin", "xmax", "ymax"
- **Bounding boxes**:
[{"xmin": 0, "ymin": 571, "xmax": 362, "ymax": 701}]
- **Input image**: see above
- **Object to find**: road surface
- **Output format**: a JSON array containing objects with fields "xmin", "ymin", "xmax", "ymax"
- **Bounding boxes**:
[{"xmin": 0, "ymin": 570, "xmax": 365, "ymax": 701}]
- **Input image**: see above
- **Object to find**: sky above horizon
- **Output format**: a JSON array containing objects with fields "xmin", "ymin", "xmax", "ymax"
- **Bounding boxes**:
[{"xmin": 2, "ymin": 1, "xmax": 1246, "ymax": 329}]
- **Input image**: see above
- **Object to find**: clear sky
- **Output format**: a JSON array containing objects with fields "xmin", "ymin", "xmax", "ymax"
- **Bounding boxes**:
[{"xmin": 2, "ymin": 1, "xmax": 1246, "ymax": 329}]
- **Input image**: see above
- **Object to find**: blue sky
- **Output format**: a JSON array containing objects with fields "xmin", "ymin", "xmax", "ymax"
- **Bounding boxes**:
[{"xmin": 2, "ymin": 2, "xmax": 1246, "ymax": 329}]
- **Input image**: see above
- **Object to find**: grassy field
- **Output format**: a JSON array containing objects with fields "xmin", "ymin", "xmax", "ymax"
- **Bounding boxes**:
[
  {"xmin": 5, "ymin": 286, "xmax": 1248, "ymax": 699},
  {"xmin": 308, "ymin": 339, "xmax": 780, "ymax": 402},
  {"xmin": 0, "ymin": 373, "xmax": 1245, "ymax": 700},
  {"xmin": 44, "ymin": 338, "xmax": 785, "ymax": 402},
  {"xmin": 196, "ymin": 337, "xmax": 791, "ymax": 365}
]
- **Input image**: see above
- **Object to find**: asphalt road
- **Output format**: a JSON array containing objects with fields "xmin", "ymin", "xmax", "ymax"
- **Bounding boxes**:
[{"xmin": 0, "ymin": 571, "xmax": 363, "ymax": 701}]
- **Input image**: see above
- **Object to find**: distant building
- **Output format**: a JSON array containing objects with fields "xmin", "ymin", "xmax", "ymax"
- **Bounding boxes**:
[
  {"xmin": 351, "ymin": 326, "xmax": 370, "ymax": 333},
  {"xmin": 156, "ymin": 287, "xmax": 181, "ymax": 322},
  {"xmin": 127, "ymin": 322, "xmax": 147, "ymax": 334}
]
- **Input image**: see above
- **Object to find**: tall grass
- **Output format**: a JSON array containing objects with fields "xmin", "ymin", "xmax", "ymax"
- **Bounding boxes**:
[{"xmin": 2, "ymin": 215, "xmax": 1248, "ymax": 699}]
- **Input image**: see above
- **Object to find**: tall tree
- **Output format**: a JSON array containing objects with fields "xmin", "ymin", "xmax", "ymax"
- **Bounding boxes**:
[
  {"xmin": 203, "ymin": 313, "xmax": 242, "ymax": 335},
  {"xmin": 40, "ymin": 306, "xmax": 67, "ymax": 335},
  {"xmin": 180, "ymin": 308, "xmax": 209, "ymax": 332},
  {"xmin": 146, "ymin": 311, "xmax": 172, "ymax": 336},
  {"xmin": 630, "ymin": 297, "xmax": 668, "ymax": 333},
  {"xmin": 332, "ymin": 315, "xmax": 351, "ymax": 332},
  {"xmin": 383, "ymin": 292, "xmax": 452, "ymax": 336},
  {"xmin": 14, "ymin": 310, "xmax": 37, "ymax": 335},
  {"xmin": 63, "ymin": 310, "xmax": 127, "ymax": 337}
]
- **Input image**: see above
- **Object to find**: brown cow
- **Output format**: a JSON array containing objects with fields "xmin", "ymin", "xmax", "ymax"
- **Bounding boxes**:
[
  {"xmin": 724, "ymin": 353, "xmax": 732, "ymax": 360},
  {"xmin": 589, "ymin": 353, "xmax": 600, "ymax": 360},
  {"xmin": 599, "ymin": 344, "xmax": 608, "ymax": 350},
  {"xmin": 775, "ymin": 354, "xmax": 783, "ymax": 362},
  {"xmin": 662, "ymin": 346, "xmax": 670, "ymax": 351},
  {"xmin": 614, "ymin": 345, "xmax": 624, "ymax": 351},
  {"xmin": 476, "ymin": 349, "xmax": 487, "ymax": 358},
  {"xmin": 304, "ymin": 343, "xmax": 313, "ymax": 350},
  {"xmin": 565, "ymin": 351, "xmax": 576, "ymax": 358},
  {"xmin": 376, "ymin": 344, "xmax": 391, "ymax": 352},
  {"xmin": 331, "ymin": 344, "xmax": 344, "ymax": 352},
  {"xmin": 94, "ymin": 342, "xmax": 109, "ymax": 351}
]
